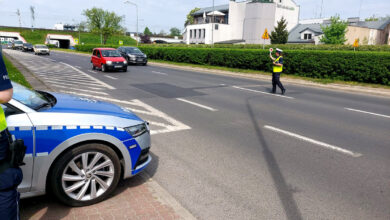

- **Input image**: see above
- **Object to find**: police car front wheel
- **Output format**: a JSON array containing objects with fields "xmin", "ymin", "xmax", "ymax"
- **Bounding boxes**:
[{"xmin": 50, "ymin": 143, "xmax": 122, "ymax": 206}]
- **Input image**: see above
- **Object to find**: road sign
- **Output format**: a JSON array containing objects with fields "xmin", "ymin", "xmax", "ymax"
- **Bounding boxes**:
[
  {"xmin": 119, "ymin": 40, "xmax": 124, "ymax": 45},
  {"xmin": 262, "ymin": 29, "xmax": 269, "ymax": 40},
  {"xmin": 269, "ymin": 48, "xmax": 273, "ymax": 52},
  {"xmin": 74, "ymin": 38, "xmax": 79, "ymax": 44},
  {"xmin": 353, "ymin": 39, "xmax": 359, "ymax": 48}
]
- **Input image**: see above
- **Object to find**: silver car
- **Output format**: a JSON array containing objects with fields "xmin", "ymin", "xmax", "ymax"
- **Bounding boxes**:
[
  {"xmin": 5, "ymin": 83, "xmax": 151, "ymax": 206},
  {"xmin": 34, "ymin": 44, "xmax": 50, "ymax": 55}
]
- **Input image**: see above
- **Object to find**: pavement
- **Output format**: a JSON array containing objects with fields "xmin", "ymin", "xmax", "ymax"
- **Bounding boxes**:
[{"xmin": 4, "ymin": 49, "xmax": 390, "ymax": 220}]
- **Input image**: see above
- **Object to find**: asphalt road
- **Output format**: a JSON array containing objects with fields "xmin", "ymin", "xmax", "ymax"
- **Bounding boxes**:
[{"xmin": 7, "ymin": 49, "xmax": 390, "ymax": 220}]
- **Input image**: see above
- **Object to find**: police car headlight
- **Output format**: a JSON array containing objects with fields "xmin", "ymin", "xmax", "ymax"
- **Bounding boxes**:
[
  {"xmin": 125, "ymin": 123, "xmax": 149, "ymax": 138},
  {"xmin": 123, "ymin": 60, "xmax": 127, "ymax": 64},
  {"xmin": 106, "ymin": 61, "xmax": 113, "ymax": 65}
]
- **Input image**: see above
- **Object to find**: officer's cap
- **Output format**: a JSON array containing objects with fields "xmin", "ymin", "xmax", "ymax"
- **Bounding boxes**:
[{"xmin": 276, "ymin": 48, "xmax": 283, "ymax": 53}]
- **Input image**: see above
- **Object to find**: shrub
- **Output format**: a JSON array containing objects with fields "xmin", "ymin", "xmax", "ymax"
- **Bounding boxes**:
[{"xmin": 138, "ymin": 47, "xmax": 390, "ymax": 85}]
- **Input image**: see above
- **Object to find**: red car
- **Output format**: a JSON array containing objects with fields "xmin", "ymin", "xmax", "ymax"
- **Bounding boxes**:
[{"xmin": 91, "ymin": 48, "xmax": 128, "ymax": 72}]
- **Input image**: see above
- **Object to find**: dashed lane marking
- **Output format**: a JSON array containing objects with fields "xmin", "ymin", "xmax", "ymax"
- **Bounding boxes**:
[
  {"xmin": 345, "ymin": 108, "xmax": 390, "ymax": 119},
  {"xmin": 232, "ymin": 86, "xmax": 294, "ymax": 99},
  {"xmin": 104, "ymin": 75, "xmax": 118, "ymax": 80},
  {"xmin": 264, "ymin": 125, "xmax": 362, "ymax": 158},
  {"xmin": 176, "ymin": 98, "xmax": 218, "ymax": 112},
  {"xmin": 151, "ymin": 71, "xmax": 168, "ymax": 75}
]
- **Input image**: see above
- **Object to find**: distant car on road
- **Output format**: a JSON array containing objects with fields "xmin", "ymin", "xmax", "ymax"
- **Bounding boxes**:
[
  {"xmin": 22, "ymin": 43, "xmax": 34, "ymax": 52},
  {"xmin": 91, "ymin": 48, "xmax": 128, "ymax": 72},
  {"xmin": 118, "ymin": 47, "xmax": 148, "ymax": 66},
  {"xmin": 7, "ymin": 82, "xmax": 151, "ymax": 206},
  {"xmin": 34, "ymin": 44, "xmax": 50, "ymax": 55},
  {"xmin": 7, "ymin": 42, "xmax": 13, "ymax": 49},
  {"xmin": 12, "ymin": 40, "xmax": 24, "ymax": 50}
]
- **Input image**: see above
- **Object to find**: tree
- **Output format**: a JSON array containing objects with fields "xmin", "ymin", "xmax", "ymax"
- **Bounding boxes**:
[
  {"xmin": 78, "ymin": 21, "xmax": 87, "ymax": 32},
  {"xmin": 140, "ymin": 35, "xmax": 151, "ymax": 44},
  {"xmin": 269, "ymin": 17, "xmax": 288, "ymax": 44},
  {"xmin": 144, "ymin": 27, "xmax": 152, "ymax": 36},
  {"xmin": 83, "ymin": 7, "xmax": 124, "ymax": 44},
  {"xmin": 170, "ymin": 27, "xmax": 181, "ymax": 36},
  {"xmin": 365, "ymin": 15, "xmax": 379, "ymax": 22},
  {"xmin": 320, "ymin": 15, "xmax": 348, "ymax": 44},
  {"xmin": 184, "ymin": 7, "xmax": 200, "ymax": 27}
]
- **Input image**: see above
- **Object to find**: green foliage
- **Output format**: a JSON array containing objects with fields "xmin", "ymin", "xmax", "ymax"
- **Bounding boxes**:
[
  {"xmin": 0, "ymin": 27, "xmax": 136, "ymax": 45},
  {"xmin": 136, "ymin": 47, "xmax": 390, "ymax": 85},
  {"xmin": 143, "ymin": 27, "xmax": 152, "ymax": 36},
  {"xmin": 270, "ymin": 17, "xmax": 288, "ymax": 44},
  {"xmin": 2, "ymin": 55, "xmax": 32, "ymax": 88},
  {"xmin": 365, "ymin": 15, "xmax": 379, "ymax": 22},
  {"xmin": 83, "ymin": 7, "xmax": 124, "ymax": 44},
  {"xmin": 320, "ymin": 16, "xmax": 348, "ymax": 44},
  {"xmin": 139, "ymin": 43, "xmax": 390, "ymax": 51},
  {"xmin": 170, "ymin": 27, "xmax": 181, "ymax": 36},
  {"xmin": 185, "ymin": 8, "xmax": 200, "ymax": 27}
]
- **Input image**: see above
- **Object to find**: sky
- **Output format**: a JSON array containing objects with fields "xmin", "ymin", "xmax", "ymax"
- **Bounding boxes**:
[{"xmin": 0, "ymin": 0, "xmax": 389, "ymax": 33}]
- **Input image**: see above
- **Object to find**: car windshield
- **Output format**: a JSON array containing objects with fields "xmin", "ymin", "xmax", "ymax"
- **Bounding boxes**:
[
  {"xmin": 24, "ymin": 43, "xmax": 32, "ymax": 46},
  {"xmin": 12, "ymin": 82, "xmax": 54, "ymax": 111},
  {"xmin": 15, "ymin": 41, "xmax": 23, "ymax": 44},
  {"xmin": 126, "ymin": 48, "xmax": 143, "ymax": 54},
  {"xmin": 101, "ymin": 50, "xmax": 122, "ymax": 57},
  {"xmin": 36, "ymin": 45, "xmax": 48, "ymax": 49}
]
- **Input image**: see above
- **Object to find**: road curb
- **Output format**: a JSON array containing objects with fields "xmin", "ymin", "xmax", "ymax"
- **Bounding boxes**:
[
  {"xmin": 3, "ymin": 51, "xmax": 54, "ymax": 92},
  {"xmin": 149, "ymin": 62, "xmax": 390, "ymax": 98}
]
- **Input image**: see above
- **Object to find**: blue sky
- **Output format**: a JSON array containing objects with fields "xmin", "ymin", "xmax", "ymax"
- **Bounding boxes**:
[{"xmin": 0, "ymin": 0, "xmax": 389, "ymax": 33}]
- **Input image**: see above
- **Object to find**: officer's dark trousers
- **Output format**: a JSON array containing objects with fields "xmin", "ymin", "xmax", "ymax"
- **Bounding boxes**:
[
  {"xmin": 0, "ymin": 133, "xmax": 22, "ymax": 220},
  {"xmin": 272, "ymin": 73, "xmax": 285, "ymax": 92}
]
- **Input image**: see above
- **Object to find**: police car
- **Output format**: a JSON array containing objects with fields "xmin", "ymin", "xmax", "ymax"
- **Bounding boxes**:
[{"xmin": 4, "ymin": 82, "xmax": 151, "ymax": 206}]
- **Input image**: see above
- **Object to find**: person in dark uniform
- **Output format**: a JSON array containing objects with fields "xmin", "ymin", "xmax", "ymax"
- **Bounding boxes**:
[
  {"xmin": 269, "ymin": 48, "xmax": 286, "ymax": 95},
  {"xmin": 0, "ymin": 46, "xmax": 23, "ymax": 220}
]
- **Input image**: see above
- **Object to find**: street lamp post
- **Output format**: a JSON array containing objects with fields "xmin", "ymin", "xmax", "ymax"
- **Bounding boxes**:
[
  {"xmin": 211, "ymin": 0, "xmax": 214, "ymax": 46},
  {"xmin": 124, "ymin": 0, "xmax": 139, "ymax": 46}
]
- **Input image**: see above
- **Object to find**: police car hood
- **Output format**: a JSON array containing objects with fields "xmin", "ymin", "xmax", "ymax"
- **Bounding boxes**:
[{"xmin": 44, "ymin": 93, "xmax": 142, "ymax": 121}]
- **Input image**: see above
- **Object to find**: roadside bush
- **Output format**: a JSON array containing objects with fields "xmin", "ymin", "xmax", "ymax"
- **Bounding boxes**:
[{"xmin": 138, "ymin": 47, "xmax": 390, "ymax": 85}]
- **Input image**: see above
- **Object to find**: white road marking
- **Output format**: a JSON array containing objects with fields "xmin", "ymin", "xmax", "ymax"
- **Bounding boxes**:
[
  {"xmin": 264, "ymin": 125, "xmax": 362, "ymax": 158},
  {"xmin": 176, "ymin": 98, "xmax": 218, "ymax": 112},
  {"xmin": 53, "ymin": 85, "xmax": 109, "ymax": 95},
  {"xmin": 104, "ymin": 75, "xmax": 118, "ymax": 80},
  {"xmin": 60, "ymin": 62, "xmax": 115, "ymax": 89},
  {"xmin": 58, "ymin": 91, "xmax": 191, "ymax": 135},
  {"xmin": 345, "ymin": 108, "xmax": 390, "ymax": 119},
  {"xmin": 75, "ymin": 66, "xmax": 82, "ymax": 69},
  {"xmin": 151, "ymin": 71, "xmax": 167, "ymax": 75},
  {"xmin": 88, "ymin": 70, "xmax": 97, "ymax": 73},
  {"xmin": 232, "ymin": 86, "xmax": 294, "ymax": 99}
]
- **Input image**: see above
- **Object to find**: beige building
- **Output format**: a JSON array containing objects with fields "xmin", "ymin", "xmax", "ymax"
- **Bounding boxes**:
[{"xmin": 288, "ymin": 17, "xmax": 390, "ymax": 45}]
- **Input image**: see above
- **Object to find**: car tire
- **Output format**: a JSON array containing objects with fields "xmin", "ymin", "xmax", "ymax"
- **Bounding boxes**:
[
  {"xmin": 92, "ymin": 63, "xmax": 96, "ymax": 70},
  {"xmin": 143, "ymin": 62, "xmax": 147, "ymax": 66},
  {"xmin": 102, "ymin": 64, "xmax": 107, "ymax": 72},
  {"xmin": 123, "ymin": 67, "xmax": 127, "ymax": 72},
  {"xmin": 49, "ymin": 143, "xmax": 121, "ymax": 207}
]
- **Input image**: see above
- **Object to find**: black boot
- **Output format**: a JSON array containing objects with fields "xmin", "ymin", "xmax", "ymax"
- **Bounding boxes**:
[{"xmin": 281, "ymin": 89, "xmax": 286, "ymax": 95}]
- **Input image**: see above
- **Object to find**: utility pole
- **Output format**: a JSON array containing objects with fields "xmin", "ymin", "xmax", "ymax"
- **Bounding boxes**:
[
  {"xmin": 319, "ymin": 0, "xmax": 324, "ymax": 18},
  {"xmin": 358, "ymin": 0, "xmax": 363, "ymax": 18},
  {"xmin": 30, "ymin": 6, "xmax": 35, "ymax": 32},
  {"xmin": 16, "ymin": 9, "xmax": 21, "ymax": 27},
  {"xmin": 124, "ymin": 1, "xmax": 139, "ymax": 46},
  {"xmin": 211, "ymin": 0, "xmax": 214, "ymax": 46}
]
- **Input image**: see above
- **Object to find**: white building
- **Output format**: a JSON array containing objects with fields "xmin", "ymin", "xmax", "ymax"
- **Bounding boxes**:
[{"xmin": 184, "ymin": 0, "xmax": 300, "ymax": 45}]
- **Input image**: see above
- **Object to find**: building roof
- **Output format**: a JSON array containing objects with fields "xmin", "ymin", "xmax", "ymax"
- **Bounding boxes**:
[
  {"xmin": 192, "ymin": 4, "xmax": 229, "ymax": 16},
  {"xmin": 350, "ymin": 18, "xmax": 390, "ymax": 30},
  {"xmin": 288, "ymin": 23, "xmax": 324, "ymax": 43}
]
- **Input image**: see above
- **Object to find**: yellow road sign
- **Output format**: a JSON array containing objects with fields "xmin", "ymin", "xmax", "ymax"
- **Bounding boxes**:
[
  {"xmin": 119, "ymin": 40, "xmax": 124, "ymax": 45},
  {"xmin": 262, "ymin": 29, "xmax": 269, "ymax": 40},
  {"xmin": 353, "ymin": 39, "xmax": 359, "ymax": 48},
  {"xmin": 74, "ymin": 38, "xmax": 79, "ymax": 44}
]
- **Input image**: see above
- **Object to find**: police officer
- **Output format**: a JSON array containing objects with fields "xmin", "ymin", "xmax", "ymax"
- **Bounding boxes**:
[
  {"xmin": 0, "ymin": 46, "xmax": 23, "ymax": 220},
  {"xmin": 269, "ymin": 48, "xmax": 286, "ymax": 95}
]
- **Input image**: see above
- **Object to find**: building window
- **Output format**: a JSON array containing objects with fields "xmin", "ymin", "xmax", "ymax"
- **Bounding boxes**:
[
  {"xmin": 279, "ymin": 0, "xmax": 282, "ymax": 3},
  {"xmin": 203, "ymin": 29, "xmax": 206, "ymax": 38},
  {"xmin": 194, "ymin": 30, "xmax": 197, "ymax": 39},
  {"xmin": 190, "ymin": 30, "xmax": 193, "ymax": 38},
  {"xmin": 198, "ymin": 29, "xmax": 201, "ymax": 38},
  {"xmin": 215, "ymin": 24, "xmax": 219, "ymax": 30},
  {"xmin": 304, "ymin": 34, "xmax": 312, "ymax": 40}
]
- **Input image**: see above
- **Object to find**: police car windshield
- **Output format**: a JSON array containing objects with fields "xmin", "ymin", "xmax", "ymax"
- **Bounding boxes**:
[
  {"xmin": 101, "ymin": 50, "xmax": 121, "ymax": 57},
  {"xmin": 11, "ymin": 82, "xmax": 53, "ymax": 111},
  {"xmin": 35, "ymin": 45, "xmax": 48, "ymax": 49}
]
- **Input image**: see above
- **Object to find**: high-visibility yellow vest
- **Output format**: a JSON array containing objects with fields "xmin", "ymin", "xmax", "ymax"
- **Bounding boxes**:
[
  {"xmin": 0, "ymin": 107, "xmax": 6, "ymax": 132},
  {"xmin": 273, "ymin": 56, "xmax": 283, "ymax": 73}
]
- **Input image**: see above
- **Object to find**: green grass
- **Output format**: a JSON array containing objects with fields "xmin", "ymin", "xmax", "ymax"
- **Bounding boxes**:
[
  {"xmin": 2, "ymin": 55, "xmax": 32, "ymax": 88},
  {"xmin": 0, "ymin": 27, "xmax": 136, "ymax": 45}
]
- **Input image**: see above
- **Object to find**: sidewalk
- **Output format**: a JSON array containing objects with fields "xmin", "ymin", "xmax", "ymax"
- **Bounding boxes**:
[
  {"xmin": 6, "ymin": 50, "xmax": 196, "ymax": 220},
  {"xmin": 20, "ymin": 173, "xmax": 195, "ymax": 220}
]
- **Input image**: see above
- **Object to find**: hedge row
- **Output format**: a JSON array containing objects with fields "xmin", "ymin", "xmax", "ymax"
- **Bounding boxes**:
[
  {"xmin": 140, "ymin": 43, "xmax": 390, "ymax": 52},
  {"xmin": 74, "ymin": 44, "xmax": 390, "ymax": 85},
  {"xmin": 138, "ymin": 47, "xmax": 390, "ymax": 85}
]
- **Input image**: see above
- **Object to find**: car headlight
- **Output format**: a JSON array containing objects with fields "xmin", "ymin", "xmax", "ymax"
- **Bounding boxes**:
[
  {"xmin": 123, "ymin": 60, "xmax": 127, "ymax": 64},
  {"xmin": 125, "ymin": 122, "xmax": 149, "ymax": 138},
  {"xmin": 106, "ymin": 61, "xmax": 113, "ymax": 65},
  {"xmin": 144, "ymin": 54, "xmax": 147, "ymax": 58}
]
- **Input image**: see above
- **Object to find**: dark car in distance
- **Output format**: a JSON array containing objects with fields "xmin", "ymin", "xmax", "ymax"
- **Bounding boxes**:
[
  {"xmin": 118, "ymin": 47, "xmax": 147, "ymax": 66},
  {"xmin": 23, "ymin": 43, "xmax": 34, "ymax": 52}
]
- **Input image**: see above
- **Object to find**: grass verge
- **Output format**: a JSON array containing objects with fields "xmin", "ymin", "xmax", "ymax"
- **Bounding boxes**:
[{"xmin": 2, "ymin": 55, "xmax": 32, "ymax": 88}]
